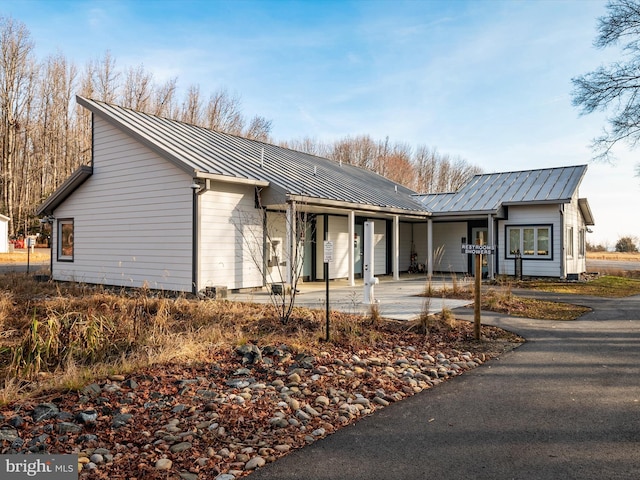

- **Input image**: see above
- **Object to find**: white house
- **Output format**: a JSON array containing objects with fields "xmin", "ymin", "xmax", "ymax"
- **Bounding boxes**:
[{"xmin": 36, "ymin": 97, "xmax": 594, "ymax": 293}]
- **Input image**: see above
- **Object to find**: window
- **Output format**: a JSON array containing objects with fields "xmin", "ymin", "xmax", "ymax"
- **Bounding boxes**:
[
  {"xmin": 567, "ymin": 226, "xmax": 574, "ymax": 258},
  {"xmin": 578, "ymin": 228, "xmax": 585, "ymax": 257},
  {"xmin": 57, "ymin": 219, "xmax": 74, "ymax": 261},
  {"xmin": 506, "ymin": 225, "xmax": 552, "ymax": 259}
]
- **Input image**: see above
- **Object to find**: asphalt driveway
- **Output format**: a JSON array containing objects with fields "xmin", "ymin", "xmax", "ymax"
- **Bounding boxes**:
[{"xmin": 249, "ymin": 292, "xmax": 640, "ymax": 480}]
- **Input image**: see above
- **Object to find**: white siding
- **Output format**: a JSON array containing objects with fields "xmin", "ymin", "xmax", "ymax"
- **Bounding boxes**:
[
  {"xmin": 52, "ymin": 116, "xmax": 193, "ymax": 291},
  {"xmin": 371, "ymin": 219, "xmax": 387, "ymax": 275},
  {"xmin": 433, "ymin": 222, "xmax": 467, "ymax": 273},
  {"xmin": 315, "ymin": 215, "xmax": 350, "ymax": 280},
  {"xmin": 328, "ymin": 215, "xmax": 350, "ymax": 279},
  {"xmin": 399, "ymin": 222, "xmax": 412, "ymax": 271},
  {"xmin": 199, "ymin": 183, "xmax": 264, "ymax": 290},
  {"xmin": 563, "ymin": 193, "xmax": 587, "ymax": 275},
  {"xmin": 413, "ymin": 223, "xmax": 429, "ymax": 268},
  {"xmin": 498, "ymin": 204, "xmax": 561, "ymax": 277}
]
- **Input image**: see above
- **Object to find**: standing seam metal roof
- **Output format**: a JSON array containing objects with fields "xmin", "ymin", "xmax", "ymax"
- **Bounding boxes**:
[
  {"xmin": 77, "ymin": 97, "xmax": 426, "ymax": 213},
  {"xmin": 416, "ymin": 165, "xmax": 588, "ymax": 214}
]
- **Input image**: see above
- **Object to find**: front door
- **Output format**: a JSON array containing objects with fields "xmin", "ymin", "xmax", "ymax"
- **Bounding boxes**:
[
  {"xmin": 470, "ymin": 227, "xmax": 488, "ymax": 277},
  {"xmin": 354, "ymin": 223, "xmax": 364, "ymax": 277}
]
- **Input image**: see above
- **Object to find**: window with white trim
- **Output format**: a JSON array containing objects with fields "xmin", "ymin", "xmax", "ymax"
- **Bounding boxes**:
[
  {"xmin": 57, "ymin": 219, "xmax": 74, "ymax": 261},
  {"xmin": 578, "ymin": 228, "xmax": 585, "ymax": 257},
  {"xmin": 567, "ymin": 226, "xmax": 574, "ymax": 258},
  {"xmin": 506, "ymin": 225, "xmax": 552, "ymax": 259}
]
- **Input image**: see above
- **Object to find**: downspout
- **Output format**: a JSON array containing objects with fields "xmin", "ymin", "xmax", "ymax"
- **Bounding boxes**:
[
  {"xmin": 559, "ymin": 204, "xmax": 565, "ymax": 279},
  {"xmin": 49, "ymin": 216, "xmax": 54, "ymax": 278},
  {"xmin": 191, "ymin": 182, "xmax": 202, "ymax": 295}
]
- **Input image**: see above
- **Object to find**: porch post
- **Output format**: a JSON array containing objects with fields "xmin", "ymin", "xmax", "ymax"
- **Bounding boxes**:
[
  {"xmin": 286, "ymin": 201, "xmax": 295, "ymax": 285},
  {"xmin": 488, "ymin": 213, "xmax": 495, "ymax": 280},
  {"xmin": 348, "ymin": 210, "xmax": 355, "ymax": 286},
  {"xmin": 427, "ymin": 218, "xmax": 433, "ymax": 278},
  {"xmin": 393, "ymin": 215, "xmax": 400, "ymax": 280}
]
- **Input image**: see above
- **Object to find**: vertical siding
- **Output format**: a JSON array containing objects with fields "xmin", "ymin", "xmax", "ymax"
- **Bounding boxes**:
[
  {"xmin": 563, "ymin": 194, "xmax": 587, "ymax": 275},
  {"xmin": 413, "ymin": 223, "xmax": 429, "ymax": 267},
  {"xmin": 371, "ymin": 219, "xmax": 387, "ymax": 275},
  {"xmin": 498, "ymin": 204, "xmax": 561, "ymax": 277},
  {"xmin": 399, "ymin": 222, "xmax": 412, "ymax": 271},
  {"xmin": 199, "ymin": 183, "xmax": 263, "ymax": 290},
  {"xmin": 328, "ymin": 215, "xmax": 350, "ymax": 279},
  {"xmin": 433, "ymin": 222, "xmax": 467, "ymax": 273},
  {"xmin": 52, "ymin": 116, "xmax": 193, "ymax": 291}
]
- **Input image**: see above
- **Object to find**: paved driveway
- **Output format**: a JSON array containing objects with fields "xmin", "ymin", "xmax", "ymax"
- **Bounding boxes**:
[{"xmin": 249, "ymin": 292, "xmax": 640, "ymax": 480}]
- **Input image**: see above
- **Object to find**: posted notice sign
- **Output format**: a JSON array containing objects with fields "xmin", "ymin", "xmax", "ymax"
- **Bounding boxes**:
[
  {"xmin": 461, "ymin": 244, "xmax": 495, "ymax": 255},
  {"xmin": 323, "ymin": 241, "xmax": 334, "ymax": 263}
]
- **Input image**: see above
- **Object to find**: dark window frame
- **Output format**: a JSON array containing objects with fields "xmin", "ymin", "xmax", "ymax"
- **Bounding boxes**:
[
  {"xmin": 504, "ymin": 224, "xmax": 553, "ymax": 261},
  {"xmin": 57, "ymin": 218, "xmax": 74, "ymax": 262}
]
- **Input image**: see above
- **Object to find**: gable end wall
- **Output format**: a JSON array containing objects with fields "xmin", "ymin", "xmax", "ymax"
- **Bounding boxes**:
[{"xmin": 51, "ymin": 116, "xmax": 193, "ymax": 291}]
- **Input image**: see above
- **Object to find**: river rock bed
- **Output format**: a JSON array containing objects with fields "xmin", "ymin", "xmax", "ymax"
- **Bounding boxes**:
[{"xmin": 0, "ymin": 333, "xmax": 513, "ymax": 479}]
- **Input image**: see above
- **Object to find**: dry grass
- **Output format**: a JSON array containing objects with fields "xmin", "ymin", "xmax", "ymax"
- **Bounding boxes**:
[
  {"xmin": 521, "ymin": 275, "xmax": 640, "ymax": 297},
  {"xmin": 1, "ymin": 274, "xmax": 453, "ymax": 405},
  {"xmin": 0, "ymin": 248, "xmax": 51, "ymax": 263},
  {"xmin": 587, "ymin": 251, "xmax": 640, "ymax": 261},
  {"xmin": 482, "ymin": 288, "xmax": 591, "ymax": 320}
]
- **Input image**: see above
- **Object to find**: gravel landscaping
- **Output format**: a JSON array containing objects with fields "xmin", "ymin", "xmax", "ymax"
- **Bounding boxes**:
[{"xmin": 0, "ymin": 325, "xmax": 520, "ymax": 479}]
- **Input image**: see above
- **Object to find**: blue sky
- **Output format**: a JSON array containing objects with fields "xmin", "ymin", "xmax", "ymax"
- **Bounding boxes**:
[{"xmin": 3, "ymin": 0, "xmax": 638, "ymax": 247}]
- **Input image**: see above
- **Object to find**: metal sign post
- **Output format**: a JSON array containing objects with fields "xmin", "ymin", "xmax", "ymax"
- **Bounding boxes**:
[
  {"xmin": 323, "ymin": 240, "xmax": 333, "ymax": 341},
  {"xmin": 461, "ymin": 243, "xmax": 496, "ymax": 341}
]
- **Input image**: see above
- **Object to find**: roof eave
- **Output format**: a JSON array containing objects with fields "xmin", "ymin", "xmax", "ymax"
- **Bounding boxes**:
[
  {"xmin": 195, "ymin": 171, "xmax": 269, "ymax": 187},
  {"xmin": 288, "ymin": 194, "xmax": 430, "ymax": 217},
  {"xmin": 578, "ymin": 198, "xmax": 595, "ymax": 226},
  {"xmin": 36, "ymin": 165, "xmax": 93, "ymax": 216}
]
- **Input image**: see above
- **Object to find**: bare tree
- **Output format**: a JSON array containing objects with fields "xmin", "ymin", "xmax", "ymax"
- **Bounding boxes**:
[
  {"xmin": 150, "ymin": 77, "xmax": 178, "ymax": 117},
  {"xmin": 122, "ymin": 64, "xmax": 153, "ymax": 111},
  {"xmin": 180, "ymin": 84, "xmax": 203, "ymax": 125},
  {"xmin": 244, "ymin": 115, "xmax": 272, "ymax": 142},
  {"xmin": 234, "ymin": 194, "xmax": 310, "ymax": 324},
  {"xmin": 204, "ymin": 88, "xmax": 244, "ymax": 133},
  {"xmin": 572, "ymin": 0, "xmax": 640, "ymax": 176},
  {"xmin": 280, "ymin": 136, "xmax": 331, "ymax": 157},
  {"xmin": 0, "ymin": 16, "xmax": 36, "ymax": 235},
  {"xmin": 93, "ymin": 51, "xmax": 120, "ymax": 103}
]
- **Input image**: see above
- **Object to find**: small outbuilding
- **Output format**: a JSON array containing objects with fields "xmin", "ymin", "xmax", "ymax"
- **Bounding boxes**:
[{"xmin": 0, "ymin": 214, "xmax": 9, "ymax": 253}]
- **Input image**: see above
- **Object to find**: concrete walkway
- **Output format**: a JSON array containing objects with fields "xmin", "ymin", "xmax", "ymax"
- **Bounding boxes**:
[
  {"xmin": 228, "ymin": 275, "xmax": 472, "ymax": 321},
  {"xmin": 248, "ymin": 290, "xmax": 640, "ymax": 480}
]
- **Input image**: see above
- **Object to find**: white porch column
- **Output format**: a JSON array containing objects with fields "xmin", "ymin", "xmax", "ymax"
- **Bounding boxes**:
[
  {"xmin": 427, "ymin": 218, "xmax": 433, "ymax": 278},
  {"xmin": 393, "ymin": 215, "xmax": 400, "ymax": 280},
  {"xmin": 348, "ymin": 210, "xmax": 355, "ymax": 286},
  {"xmin": 487, "ymin": 213, "xmax": 495, "ymax": 280},
  {"xmin": 285, "ymin": 201, "xmax": 295, "ymax": 285}
]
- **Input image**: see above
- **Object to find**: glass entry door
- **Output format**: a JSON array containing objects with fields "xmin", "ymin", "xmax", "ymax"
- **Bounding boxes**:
[{"xmin": 470, "ymin": 227, "xmax": 488, "ymax": 277}]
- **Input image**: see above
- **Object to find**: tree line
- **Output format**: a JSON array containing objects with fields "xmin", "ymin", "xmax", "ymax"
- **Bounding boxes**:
[{"xmin": 0, "ymin": 16, "xmax": 481, "ymax": 238}]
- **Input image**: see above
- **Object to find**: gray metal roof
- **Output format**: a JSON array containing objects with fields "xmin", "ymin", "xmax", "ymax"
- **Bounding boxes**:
[
  {"xmin": 76, "ymin": 97, "xmax": 426, "ymax": 215},
  {"xmin": 416, "ymin": 165, "xmax": 589, "ymax": 215}
]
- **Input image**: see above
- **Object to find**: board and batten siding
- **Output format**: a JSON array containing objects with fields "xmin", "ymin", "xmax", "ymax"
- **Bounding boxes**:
[
  {"xmin": 371, "ymin": 219, "xmax": 388, "ymax": 275},
  {"xmin": 432, "ymin": 222, "xmax": 467, "ymax": 273},
  {"xmin": 413, "ymin": 223, "xmax": 429, "ymax": 268},
  {"xmin": 315, "ymin": 215, "xmax": 351, "ymax": 280},
  {"xmin": 51, "ymin": 116, "xmax": 193, "ymax": 291},
  {"xmin": 399, "ymin": 222, "xmax": 412, "ymax": 271},
  {"xmin": 199, "ymin": 183, "xmax": 264, "ymax": 290},
  {"xmin": 563, "ymin": 193, "xmax": 587, "ymax": 275},
  {"xmin": 498, "ymin": 204, "xmax": 561, "ymax": 277}
]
